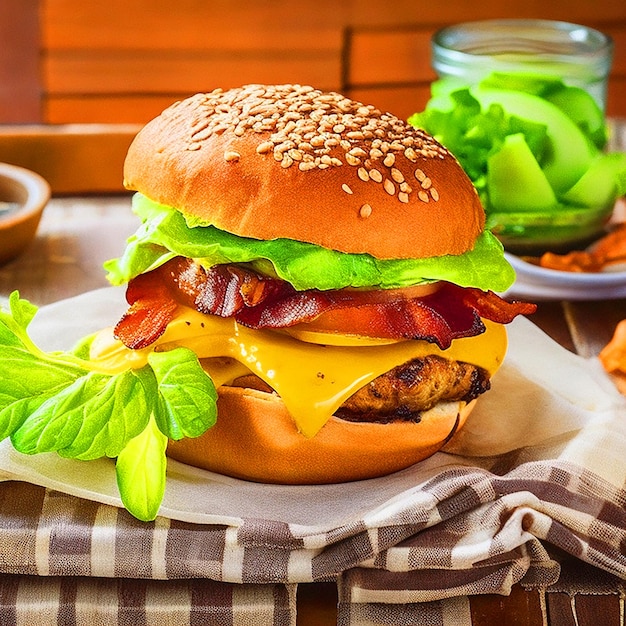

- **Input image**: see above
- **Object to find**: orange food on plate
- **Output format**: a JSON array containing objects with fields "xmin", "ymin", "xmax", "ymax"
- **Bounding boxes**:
[
  {"xmin": 599, "ymin": 319, "xmax": 626, "ymax": 395},
  {"xmin": 537, "ymin": 224, "xmax": 626, "ymax": 273}
]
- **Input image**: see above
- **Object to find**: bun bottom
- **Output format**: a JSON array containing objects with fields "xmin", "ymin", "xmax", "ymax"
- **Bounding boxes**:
[{"xmin": 166, "ymin": 386, "xmax": 476, "ymax": 484}]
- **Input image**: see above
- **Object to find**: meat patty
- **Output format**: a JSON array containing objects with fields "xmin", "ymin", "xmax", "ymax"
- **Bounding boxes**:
[
  {"xmin": 228, "ymin": 355, "xmax": 490, "ymax": 425},
  {"xmin": 335, "ymin": 355, "xmax": 490, "ymax": 424}
]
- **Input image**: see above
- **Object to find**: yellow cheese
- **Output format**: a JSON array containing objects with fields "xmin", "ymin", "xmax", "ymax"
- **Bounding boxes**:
[{"xmin": 89, "ymin": 306, "xmax": 507, "ymax": 438}]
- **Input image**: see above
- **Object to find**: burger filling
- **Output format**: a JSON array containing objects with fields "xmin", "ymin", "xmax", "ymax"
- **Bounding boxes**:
[
  {"xmin": 228, "ymin": 355, "xmax": 490, "ymax": 425},
  {"xmin": 92, "ymin": 255, "xmax": 530, "ymax": 437},
  {"xmin": 336, "ymin": 356, "xmax": 490, "ymax": 423},
  {"xmin": 112, "ymin": 257, "xmax": 534, "ymax": 350}
]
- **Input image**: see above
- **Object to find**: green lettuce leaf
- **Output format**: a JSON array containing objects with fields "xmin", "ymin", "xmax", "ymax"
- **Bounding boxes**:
[
  {"xmin": 148, "ymin": 348, "xmax": 218, "ymax": 440},
  {"xmin": 104, "ymin": 193, "xmax": 515, "ymax": 293},
  {"xmin": 0, "ymin": 292, "xmax": 217, "ymax": 521},
  {"xmin": 116, "ymin": 414, "xmax": 168, "ymax": 522}
]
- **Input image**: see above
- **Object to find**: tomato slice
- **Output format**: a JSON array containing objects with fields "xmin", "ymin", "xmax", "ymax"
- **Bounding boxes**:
[{"xmin": 285, "ymin": 283, "xmax": 442, "ymax": 339}]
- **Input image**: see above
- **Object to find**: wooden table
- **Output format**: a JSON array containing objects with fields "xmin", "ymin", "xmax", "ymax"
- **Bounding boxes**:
[{"xmin": 0, "ymin": 194, "xmax": 624, "ymax": 624}]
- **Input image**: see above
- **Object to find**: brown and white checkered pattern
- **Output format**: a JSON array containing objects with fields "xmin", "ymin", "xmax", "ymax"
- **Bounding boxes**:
[{"xmin": 0, "ymin": 453, "xmax": 624, "ymax": 625}]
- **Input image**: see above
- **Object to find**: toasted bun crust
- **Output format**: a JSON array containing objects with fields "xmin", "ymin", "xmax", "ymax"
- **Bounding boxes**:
[
  {"xmin": 123, "ymin": 84, "xmax": 485, "ymax": 260},
  {"xmin": 166, "ymin": 386, "xmax": 476, "ymax": 484}
]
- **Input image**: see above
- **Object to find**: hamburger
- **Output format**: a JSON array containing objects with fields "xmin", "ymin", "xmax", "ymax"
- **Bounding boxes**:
[{"xmin": 98, "ymin": 84, "xmax": 535, "ymax": 485}]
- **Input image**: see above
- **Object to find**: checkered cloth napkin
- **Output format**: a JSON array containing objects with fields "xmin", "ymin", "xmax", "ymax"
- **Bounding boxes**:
[{"xmin": 0, "ymin": 288, "xmax": 624, "ymax": 625}]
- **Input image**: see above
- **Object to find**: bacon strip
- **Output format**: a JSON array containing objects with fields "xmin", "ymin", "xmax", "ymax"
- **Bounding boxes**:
[
  {"xmin": 114, "ymin": 275, "xmax": 178, "ymax": 349},
  {"xmin": 114, "ymin": 257, "xmax": 536, "ymax": 350}
]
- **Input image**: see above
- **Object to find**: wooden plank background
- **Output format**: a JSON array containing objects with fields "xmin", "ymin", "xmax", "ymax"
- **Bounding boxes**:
[
  {"xmin": 2, "ymin": 0, "xmax": 625, "ymax": 125},
  {"xmin": 1, "ymin": 1, "xmax": 625, "ymax": 194}
]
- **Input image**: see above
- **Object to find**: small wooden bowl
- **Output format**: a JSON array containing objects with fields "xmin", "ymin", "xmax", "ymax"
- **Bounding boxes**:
[{"xmin": 0, "ymin": 163, "xmax": 50, "ymax": 265}]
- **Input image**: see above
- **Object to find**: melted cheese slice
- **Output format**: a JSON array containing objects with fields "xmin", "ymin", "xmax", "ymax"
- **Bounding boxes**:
[{"xmin": 89, "ymin": 306, "xmax": 507, "ymax": 438}]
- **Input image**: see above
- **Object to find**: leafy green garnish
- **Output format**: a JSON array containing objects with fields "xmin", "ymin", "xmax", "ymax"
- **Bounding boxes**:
[
  {"xmin": 116, "ymin": 414, "xmax": 168, "ymax": 522},
  {"xmin": 0, "ymin": 292, "xmax": 217, "ymax": 521},
  {"xmin": 104, "ymin": 193, "xmax": 516, "ymax": 293}
]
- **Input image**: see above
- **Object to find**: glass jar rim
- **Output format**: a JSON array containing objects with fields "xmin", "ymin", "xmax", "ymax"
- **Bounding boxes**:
[{"xmin": 433, "ymin": 19, "xmax": 613, "ymax": 67}]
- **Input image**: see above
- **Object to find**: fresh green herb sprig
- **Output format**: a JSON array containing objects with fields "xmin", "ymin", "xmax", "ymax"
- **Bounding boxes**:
[{"xmin": 0, "ymin": 292, "xmax": 217, "ymax": 521}]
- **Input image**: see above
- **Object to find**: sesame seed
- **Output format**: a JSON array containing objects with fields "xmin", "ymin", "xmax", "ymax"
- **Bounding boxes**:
[
  {"xmin": 418, "ymin": 190, "xmax": 430, "ymax": 203},
  {"xmin": 357, "ymin": 167, "xmax": 370, "ymax": 182},
  {"xmin": 342, "ymin": 183, "xmax": 353, "ymax": 194},
  {"xmin": 383, "ymin": 179, "xmax": 396, "ymax": 195},
  {"xmin": 256, "ymin": 141, "xmax": 273, "ymax": 154},
  {"xmin": 369, "ymin": 169, "xmax": 383, "ymax": 183},
  {"xmin": 421, "ymin": 177, "xmax": 432, "ymax": 189},
  {"xmin": 383, "ymin": 153, "xmax": 395, "ymax": 167},
  {"xmin": 348, "ymin": 147, "xmax": 367, "ymax": 158},
  {"xmin": 224, "ymin": 150, "xmax": 240, "ymax": 162},
  {"xmin": 275, "ymin": 140, "xmax": 295, "ymax": 152},
  {"xmin": 391, "ymin": 168, "xmax": 404, "ymax": 183},
  {"xmin": 345, "ymin": 153, "xmax": 361, "ymax": 166},
  {"xmin": 359, "ymin": 203, "xmax": 372, "ymax": 218},
  {"xmin": 430, "ymin": 188, "xmax": 440, "ymax": 201},
  {"xmin": 414, "ymin": 169, "xmax": 426, "ymax": 182},
  {"xmin": 398, "ymin": 192, "xmax": 409, "ymax": 203}
]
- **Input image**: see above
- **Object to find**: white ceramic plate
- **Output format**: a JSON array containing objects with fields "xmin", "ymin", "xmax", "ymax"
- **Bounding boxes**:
[{"xmin": 503, "ymin": 252, "xmax": 626, "ymax": 301}]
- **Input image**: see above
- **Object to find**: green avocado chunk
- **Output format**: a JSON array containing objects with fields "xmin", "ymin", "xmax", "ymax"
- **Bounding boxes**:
[
  {"xmin": 486, "ymin": 133, "xmax": 557, "ymax": 212},
  {"xmin": 470, "ymin": 86, "xmax": 595, "ymax": 194},
  {"xmin": 562, "ymin": 152, "xmax": 626, "ymax": 209},
  {"xmin": 543, "ymin": 85, "xmax": 607, "ymax": 149}
]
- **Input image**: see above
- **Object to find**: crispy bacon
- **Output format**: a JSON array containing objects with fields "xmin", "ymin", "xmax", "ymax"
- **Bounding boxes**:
[
  {"xmin": 114, "ymin": 257, "xmax": 536, "ymax": 350},
  {"xmin": 114, "ymin": 273, "xmax": 178, "ymax": 349}
]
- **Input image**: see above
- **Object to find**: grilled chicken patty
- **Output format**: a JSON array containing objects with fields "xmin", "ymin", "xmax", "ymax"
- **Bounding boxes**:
[
  {"xmin": 335, "ymin": 355, "xmax": 490, "ymax": 423},
  {"xmin": 229, "ymin": 355, "xmax": 490, "ymax": 425}
]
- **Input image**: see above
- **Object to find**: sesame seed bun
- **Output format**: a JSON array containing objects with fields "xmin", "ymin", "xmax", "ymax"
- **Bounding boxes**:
[
  {"xmin": 123, "ymin": 84, "xmax": 485, "ymax": 260},
  {"xmin": 166, "ymin": 385, "xmax": 476, "ymax": 484}
]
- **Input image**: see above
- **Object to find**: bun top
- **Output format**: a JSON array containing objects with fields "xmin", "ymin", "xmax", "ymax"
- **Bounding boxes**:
[{"xmin": 123, "ymin": 84, "xmax": 485, "ymax": 260}]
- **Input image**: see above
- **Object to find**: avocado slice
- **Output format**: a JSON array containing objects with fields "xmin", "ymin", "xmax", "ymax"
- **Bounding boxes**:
[
  {"xmin": 470, "ymin": 86, "xmax": 595, "ymax": 194},
  {"xmin": 487, "ymin": 133, "xmax": 558, "ymax": 212},
  {"xmin": 562, "ymin": 152, "xmax": 626, "ymax": 209},
  {"xmin": 543, "ymin": 85, "xmax": 607, "ymax": 148}
]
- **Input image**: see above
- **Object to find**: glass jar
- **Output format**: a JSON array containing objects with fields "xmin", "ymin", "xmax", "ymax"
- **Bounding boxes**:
[{"xmin": 431, "ymin": 19, "xmax": 613, "ymax": 112}]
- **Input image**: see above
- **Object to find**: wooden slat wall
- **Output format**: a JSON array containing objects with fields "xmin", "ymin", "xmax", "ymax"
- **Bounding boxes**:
[
  {"xmin": 0, "ymin": 0, "xmax": 40, "ymax": 122},
  {"xmin": 1, "ymin": 0, "xmax": 626, "ymax": 194},
  {"xmin": 29, "ymin": 0, "xmax": 626, "ymax": 124},
  {"xmin": 40, "ymin": 0, "xmax": 344, "ymax": 124},
  {"xmin": 346, "ymin": 23, "xmax": 626, "ymax": 121}
]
